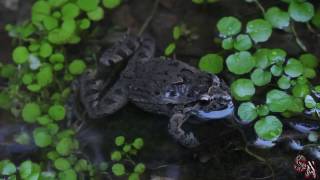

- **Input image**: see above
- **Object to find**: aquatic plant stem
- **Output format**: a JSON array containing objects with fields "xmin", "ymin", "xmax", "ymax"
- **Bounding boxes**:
[
  {"xmin": 290, "ymin": 23, "xmax": 307, "ymax": 52},
  {"xmin": 138, "ymin": 0, "xmax": 160, "ymax": 36},
  {"xmin": 253, "ymin": 0, "xmax": 265, "ymax": 14}
]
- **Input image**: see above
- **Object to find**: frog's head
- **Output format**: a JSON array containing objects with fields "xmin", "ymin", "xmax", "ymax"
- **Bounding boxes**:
[{"xmin": 191, "ymin": 75, "xmax": 234, "ymax": 120}]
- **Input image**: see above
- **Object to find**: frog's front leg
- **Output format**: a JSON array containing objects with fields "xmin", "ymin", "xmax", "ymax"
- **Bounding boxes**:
[
  {"xmin": 80, "ymin": 71, "xmax": 128, "ymax": 119},
  {"xmin": 168, "ymin": 113, "xmax": 200, "ymax": 148}
]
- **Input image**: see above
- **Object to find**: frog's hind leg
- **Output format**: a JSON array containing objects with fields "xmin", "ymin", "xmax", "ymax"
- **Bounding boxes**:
[
  {"xmin": 168, "ymin": 113, "xmax": 200, "ymax": 148},
  {"xmin": 80, "ymin": 71, "xmax": 128, "ymax": 119}
]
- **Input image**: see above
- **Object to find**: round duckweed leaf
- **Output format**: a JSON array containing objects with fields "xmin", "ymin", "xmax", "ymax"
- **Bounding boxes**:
[
  {"xmin": 217, "ymin": 16, "xmax": 242, "ymax": 37},
  {"xmin": 270, "ymin": 65, "xmax": 283, "ymax": 77},
  {"xmin": 300, "ymin": 53, "xmax": 318, "ymax": 69},
  {"xmin": 79, "ymin": 19, "xmax": 91, "ymax": 30},
  {"xmin": 12, "ymin": 46, "xmax": 29, "ymax": 64},
  {"xmin": 52, "ymin": 11, "xmax": 62, "ymax": 18},
  {"xmin": 103, "ymin": 0, "xmax": 122, "ymax": 9},
  {"xmin": 22, "ymin": 103, "xmax": 41, "ymax": 123},
  {"xmin": 27, "ymin": 84, "xmax": 41, "ymax": 92},
  {"xmin": 0, "ymin": 160, "xmax": 16, "ymax": 175},
  {"xmin": 19, "ymin": 160, "xmax": 32, "ymax": 178},
  {"xmin": 292, "ymin": 83, "xmax": 310, "ymax": 98},
  {"xmin": 254, "ymin": 116, "xmax": 283, "ymax": 141},
  {"xmin": 43, "ymin": 16, "xmax": 58, "ymax": 30},
  {"xmin": 123, "ymin": 145, "xmax": 132, "ymax": 152},
  {"xmin": 303, "ymin": 68, "xmax": 316, "ymax": 79},
  {"xmin": 37, "ymin": 115, "xmax": 52, "ymax": 125},
  {"xmin": 284, "ymin": 58, "xmax": 304, "ymax": 78},
  {"xmin": 115, "ymin": 136, "xmax": 125, "ymax": 146},
  {"xmin": 36, "ymin": 66, "xmax": 53, "ymax": 87},
  {"xmin": 0, "ymin": 92, "xmax": 11, "ymax": 109},
  {"xmin": 48, "ymin": 0, "xmax": 68, "ymax": 7},
  {"xmin": 112, "ymin": 163, "xmax": 125, "ymax": 176},
  {"xmin": 289, "ymin": 1, "xmax": 314, "ymax": 22},
  {"xmin": 39, "ymin": 43, "xmax": 53, "ymax": 58},
  {"xmin": 33, "ymin": 128, "xmax": 52, "ymax": 147},
  {"xmin": 173, "ymin": 25, "xmax": 182, "ymax": 40},
  {"xmin": 76, "ymin": 0, "xmax": 99, "ymax": 12},
  {"xmin": 253, "ymin": 49, "xmax": 270, "ymax": 69},
  {"xmin": 268, "ymin": 49, "xmax": 287, "ymax": 64},
  {"xmin": 54, "ymin": 63, "xmax": 64, "ymax": 71},
  {"xmin": 47, "ymin": 123, "xmax": 60, "ymax": 135},
  {"xmin": 48, "ymin": 105, "xmax": 66, "ymax": 121},
  {"xmin": 266, "ymin": 89, "xmax": 292, "ymax": 112},
  {"xmin": 234, "ymin": 34, "xmax": 252, "ymax": 51},
  {"xmin": 312, "ymin": 9, "xmax": 320, "ymax": 28},
  {"xmin": 58, "ymin": 169, "xmax": 76, "ymax": 180},
  {"xmin": 277, "ymin": 75, "xmax": 291, "ymax": 89},
  {"xmin": 198, "ymin": 54, "xmax": 224, "ymax": 74},
  {"xmin": 111, "ymin": 151, "xmax": 122, "ymax": 161},
  {"xmin": 54, "ymin": 158, "xmax": 71, "ymax": 171},
  {"xmin": 128, "ymin": 173, "xmax": 140, "ymax": 180},
  {"xmin": 87, "ymin": 7, "xmax": 104, "ymax": 21},
  {"xmin": 226, "ymin": 51, "xmax": 255, "ymax": 75},
  {"xmin": 31, "ymin": 1, "xmax": 51, "ymax": 22},
  {"xmin": 256, "ymin": 105, "xmax": 269, "ymax": 116},
  {"xmin": 28, "ymin": 43, "xmax": 40, "ymax": 52},
  {"xmin": 305, "ymin": 95, "xmax": 316, "ymax": 108},
  {"xmin": 231, "ymin": 79, "xmax": 255, "ymax": 101},
  {"xmin": 62, "ymin": 19, "xmax": 76, "ymax": 35},
  {"xmin": 164, "ymin": 43, "xmax": 176, "ymax": 56},
  {"xmin": 132, "ymin": 138, "xmax": 144, "ymax": 150},
  {"xmin": 250, "ymin": 68, "xmax": 272, "ymax": 86},
  {"xmin": 14, "ymin": 132, "xmax": 31, "ymax": 145},
  {"xmin": 1, "ymin": 64, "xmax": 16, "ymax": 78},
  {"xmin": 222, "ymin": 37, "xmax": 234, "ymax": 50},
  {"xmin": 237, "ymin": 102, "xmax": 257, "ymax": 122},
  {"xmin": 62, "ymin": 3, "xmax": 80, "ymax": 19},
  {"xmin": 134, "ymin": 163, "xmax": 146, "ymax": 174},
  {"xmin": 56, "ymin": 137, "xmax": 73, "ymax": 156},
  {"xmin": 264, "ymin": 7, "xmax": 290, "ymax": 29},
  {"xmin": 68, "ymin": 59, "xmax": 86, "ymax": 75},
  {"xmin": 50, "ymin": 53, "xmax": 65, "ymax": 64},
  {"xmin": 246, "ymin": 19, "xmax": 272, "ymax": 43}
]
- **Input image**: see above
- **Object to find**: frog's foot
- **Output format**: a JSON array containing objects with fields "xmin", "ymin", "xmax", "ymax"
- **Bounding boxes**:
[
  {"xmin": 80, "ymin": 71, "xmax": 128, "ymax": 119},
  {"xmin": 97, "ymin": 36, "xmax": 140, "ymax": 78},
  {"xmin": 168, "ymin": 113, "xmax": 200, "ymax": 148}
]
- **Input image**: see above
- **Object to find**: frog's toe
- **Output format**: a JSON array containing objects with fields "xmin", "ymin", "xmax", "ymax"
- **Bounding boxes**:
[{"xmin": 182, "ymin": 132, "xmax": 200, "ymax": 148}]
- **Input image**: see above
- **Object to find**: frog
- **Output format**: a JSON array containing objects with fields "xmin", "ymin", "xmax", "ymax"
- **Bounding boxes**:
[{"xmin": 79, "ymin": 34, "xmax": 234, "ymax": 148}]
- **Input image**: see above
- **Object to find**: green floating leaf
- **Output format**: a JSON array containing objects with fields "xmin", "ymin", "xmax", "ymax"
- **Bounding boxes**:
[
  {"xmin": 37, "ymin": 115, "xmax": 52, "ymax": 125},
  {"xmin": 305, "ymin": 95, "xmax": 316, "ymax": 109},
  {"xmin": 79, "ymin": 19, "xmax": 91, "ymax": 30},
  {"xmin": 284, "ymin": 58, "xmax": 304, "ymax": 78},
  {"xmin": 292, "ymin": 83, "xmax": 310, "ymax": 98},
  {"xmin": 289, "ymin": 1, "xmax": 314, "ymax": 22},
  {"xmin": 22, "ymin": 103, "xmax": 41, "ymax": 123},
  {"xmin": 134, "ymin": 163, "xmax": 146, "ymax": 174},
  {"xmin": 164, "ymin": 43, "xmax": 176, "ymax": 56},
  {"xmin": 237, "ymin": 102, "xmax": 257, "ymax": 122},
  {"xmin": 0, "ymin": 91, "xmax": 11, "ymax": 110},
  {"xmin": 12, "ymin": 46, "xmax": 29, "ymax": 64},
  {"xmin": 62, "ymin": 3, "xmax": 80, "ymax": 19},
  {"xmin": 31, "ymin": 1, "xmax": 51, "ymax": 23},
  {"xmin": 311, "ymin": 8, "xmax": 320, "ymax": 28},
  {"xmin": 250, "ymin": 68, "xmax": 271, "ymax": 86},
  {"xmin": 231, "ymin": 78, "xmax": 255, "ymax": 101},
  {"xmin": 68, "ymin": 59, "xmax": 86, "ymax": 75},
  {"xmin": 300, "ymin": 53, "xmax": 318, "ymax": 69},
  {"xmin": 39, "ymin": 42, "xmax": 53, "ymax": 58},
  {"xmin": 128, "ymin": 173, "xmax": 140, "ymax": 180},
  {"xmin": 226, "ymin": 51, "xmax": 255, "ymax": 75},
  {"xmin": 217, "ymin": 16, "xmax": 242, "ymax": 37},
  {"xmin": 254, "ymin": 116, "xmax": 283, "ymax": 141},
  {"xmin": 76, "ymin": 0, "xmax": 99, "ymax": 12},
  {"xmin": 0, "ymin": 160, "xmax": 16, "ymax": 175},
  {"xmin": 1, "ymin": 64, "xmax": 16, "ymax": 78},
  {"xmin": 268, "ymin": 48, "xmax": 287, "ymax": 64},
  {"xmin": 222, "ymin": 37, "xmax": 233, "ymax": 50},
  {"xmin": 33, "ymin": 127, "xmax": 52, "ymax": 148},
  {"xmin": 43, "ymin": 16, "xmax": 58, "ymax": 31},
  {"xmin": 198, "ymin": 54, "xmax": 224, "ymax": 74},
  {"xmin": 112, "ymin": 163, "xmax": 125, "ymax": 176},
  {"xmin": 111, "ymin": 151, "xmax": 122, "ymax": 161},
  {"xmin": 173, "ymin": 25, "xmax": 182, "ymax": 40},
  {"xmin": 277, "ymin": 75, "xmax": 291, "ymax": 90},
  {"xmin": 87, "ymin": 7, "xmax": 104, "ymax": 21},
  {"xmin": 115, "ymin": 136, "xmax": 125, "ymax": 146},
  {"xmin": 103, "ymin": 0, "xmax": 122, "ymax": 9},
  {"xmin": 56, "ymin": 137, "xmax": 74, "ymax": 156},
  {"xmin": 50, "ymin": 53, "xmax": 65, "ymax": 64},
  {"xmin": 270, "ymin": 64, "xmax": 283, "ymax": 77},
  {"xmin": 256, "ymin": 105, "xmax": 269, "ymax": 117},
  {"xmin": 234, "ymin": 34, "xmax": 252, "ymax": 51},
  {"xmin": 253, "ymin": 49, "xmax": 270, "ymax": 69},
  {"xmin": 246, "ymin": 19, "xmax": 272, "ymax": 43},
  {"xmin": 36, "ymin": 66, "xmax": 53, "ymax": 87},
  {"xmin": 19, "ymin": 160, "xmax": 33, "ymax": 179},
  {"xmin": 266, "ymin": 89, "xmax": 292, "ymax": 112},
  {"xmin": 303, "ymin": 68, "xmax": 316, "ymax": 79},
  {"xmin": 132, "ymin": 138, "xmax": 144, "ymax": 150},
  {"xmin": 264, "ymin": 7, "xmax": 290, "ymax": 29},
  {"xmin": 54, "ymin": 158, "xmax": 70, "ymax": 171},
  {"xmin": 58, "ymin": 169, "xmax": 77, "ymax": 180},
  {"xmin": 48, "ymin": 104, "xmax": 66, "ymax": 121}
]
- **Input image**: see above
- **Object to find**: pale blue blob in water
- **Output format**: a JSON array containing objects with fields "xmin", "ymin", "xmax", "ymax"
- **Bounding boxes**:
[
  {"xmin": 288, "ymin": 139, "xmax": 304, "ymax": 151},
  {"xmin": 193, "ymin": 102, "xmax": 234, "ymax": 121},
  {"xmin": 253, "ymin": 137, "xmax": 276, "ymax": 149},
  {"xmin": 289, "ymin": 121, "xmax": 320, "ymax": 134}
]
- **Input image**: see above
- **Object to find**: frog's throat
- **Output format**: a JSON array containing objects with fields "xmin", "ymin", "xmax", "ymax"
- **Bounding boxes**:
[{"xmin": 193, "ymin": 102, "xmax": 234, "ymax": 120}]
